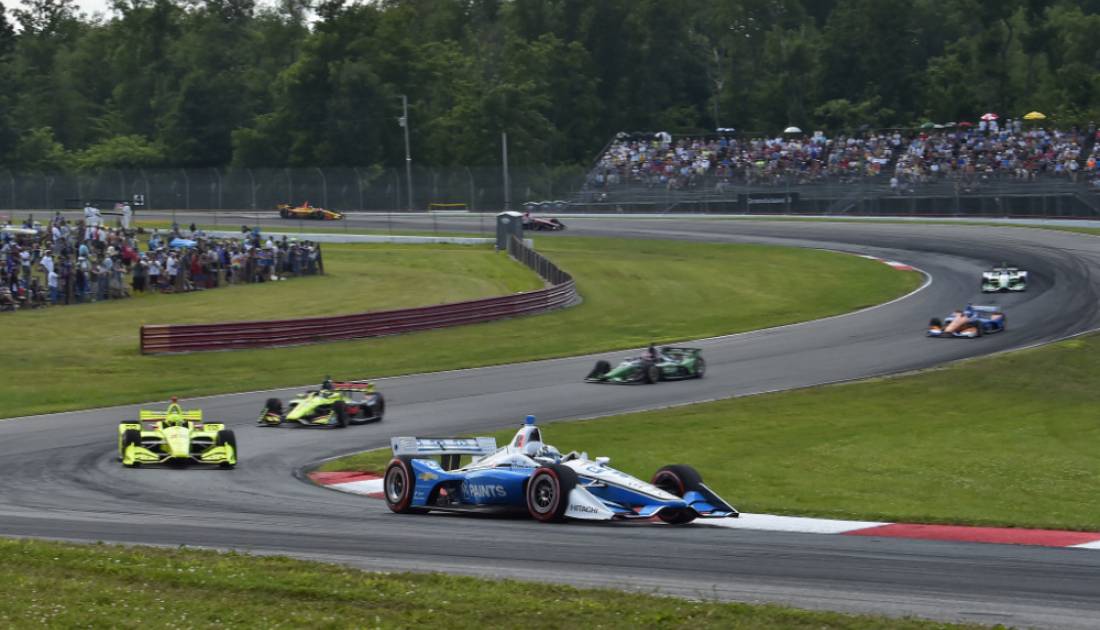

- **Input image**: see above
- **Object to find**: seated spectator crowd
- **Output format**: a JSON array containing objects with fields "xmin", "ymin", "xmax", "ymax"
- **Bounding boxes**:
[
  {"xmin": 588, "ymin": 121, "xmax": 1099, "ymax": 192},
  {"xmin": 1, "ymin": 214, "xmax": 323, "ymax": 313}
]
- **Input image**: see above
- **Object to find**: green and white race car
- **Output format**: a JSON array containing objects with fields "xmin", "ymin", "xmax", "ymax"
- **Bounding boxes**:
[
  {"xmin": 585, "ymin": 347, "xmax": 706, "ymax": 384},
  {"xmin": 981, "ymin": 263, "xmax": 1027, "ymax": 292},
  {"xmin": 118, "ymin": 399, "xmax": 237, "ymax": 468}
]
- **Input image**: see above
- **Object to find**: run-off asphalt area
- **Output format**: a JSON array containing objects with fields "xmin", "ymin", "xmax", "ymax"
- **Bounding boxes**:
[{"xmin": 2, "ymin": 219, "xmax": 1100, "ymax": 628}]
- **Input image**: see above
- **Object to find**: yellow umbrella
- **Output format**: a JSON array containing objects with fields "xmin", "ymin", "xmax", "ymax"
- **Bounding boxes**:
[{"xmin": 1023, "ymin": 111, "xmax": 1047, "ymax": 120}]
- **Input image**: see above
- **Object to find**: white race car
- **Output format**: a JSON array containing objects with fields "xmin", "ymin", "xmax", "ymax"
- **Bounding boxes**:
[
  {"xmin": 383, "ymin": 416, "xmax": 738, "ymax": 523},
  {"xmin": 982, "ymin": 263, "xmax": 1027, "ymax": 292}
]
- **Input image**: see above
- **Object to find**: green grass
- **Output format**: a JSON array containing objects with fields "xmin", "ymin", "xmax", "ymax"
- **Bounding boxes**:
[
  {"xmin": 0, "ymin": 538, "xmax": 979, "ymax": 629},
  {"xmin": 0, "ymin": 237, "xmax": 917, "ymax": 418},
  {"xmin": 321, "ymin": 332, "xmax": 1100, "ymax": 532}
]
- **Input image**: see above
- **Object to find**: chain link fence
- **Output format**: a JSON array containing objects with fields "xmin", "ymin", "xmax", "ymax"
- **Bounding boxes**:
[
  {"xmin": 2, "ymin": 165, "xmax": 1099, "ymax": 219},
  {"xmin": 0, "ymin": 166, "xmax": 588, "ymax": 212}
]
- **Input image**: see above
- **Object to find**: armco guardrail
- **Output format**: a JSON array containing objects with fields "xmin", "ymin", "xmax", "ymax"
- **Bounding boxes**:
[{"xmin": 140, "ymin": 237, "xmax": 577, "ymax": 353}]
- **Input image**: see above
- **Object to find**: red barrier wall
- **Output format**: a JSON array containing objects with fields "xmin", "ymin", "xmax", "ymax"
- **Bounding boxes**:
[{"xmin": 140, "ymin": 238, "xmax": 577, "ymax": 353}]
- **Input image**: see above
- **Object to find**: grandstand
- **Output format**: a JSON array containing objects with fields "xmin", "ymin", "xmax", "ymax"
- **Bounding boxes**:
[{"xmin": 574, "ymin": 126, "xmax": 1100, "ymax": 217}]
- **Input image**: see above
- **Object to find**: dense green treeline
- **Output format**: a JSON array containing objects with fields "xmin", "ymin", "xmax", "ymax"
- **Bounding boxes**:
[{"xmin": 2, "ymin": 0, "xmax": 1100, "ymax": 171}]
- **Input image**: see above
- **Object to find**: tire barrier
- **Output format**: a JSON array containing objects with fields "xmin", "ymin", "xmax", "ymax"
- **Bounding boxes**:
[{"xmin": 140, "ymin": 237, "xmax": 577, "ymax": 354}]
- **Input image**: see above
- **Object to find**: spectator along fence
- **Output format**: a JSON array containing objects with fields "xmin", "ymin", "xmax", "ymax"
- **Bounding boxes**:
[{"xmin": 139, "ymin": 237, "xmax": 577, "ymax": 353}]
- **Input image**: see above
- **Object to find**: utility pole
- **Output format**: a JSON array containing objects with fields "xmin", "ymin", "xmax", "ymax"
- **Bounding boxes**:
[
  {"xmin": 501, "ymin": 131, "xmax": 511, "ymax": 211},
  {"xmin": 399, "ymin": 95, "xmax": 414, "ymax": 211}
]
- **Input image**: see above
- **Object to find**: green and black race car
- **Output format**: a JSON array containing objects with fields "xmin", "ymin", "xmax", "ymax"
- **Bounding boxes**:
[
  {"xmin": 585, "ymin": 347, "xmax": 706, "ymax": 384},
  {"xmin": 118, "ymin": 399, "xmax": 237, "ymax": 468},
  {"xmin": 259, "ymin": 379, "xmax": 385, "ymax": 428}
]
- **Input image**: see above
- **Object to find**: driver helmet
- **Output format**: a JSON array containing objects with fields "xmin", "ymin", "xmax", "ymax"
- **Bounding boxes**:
[
  {"xmin": 533, "ymin": 444, "xmax": 562, "ymax": 464},
  {"xmin": 963, "ymin": 303, "xmax": 976, "ymax": 318},
  {"xmin": 321, "ymin": 375, "xmax": 334, "ymax": 390},
  {"xmin": 163, "ymin": 398, "xmax": 186, "ymax": 427}
]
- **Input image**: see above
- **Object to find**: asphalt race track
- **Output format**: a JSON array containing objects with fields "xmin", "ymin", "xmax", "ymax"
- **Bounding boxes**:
[{"xmin": 3, "ymin": 218, "xmax": 1100, "ymax": 628}]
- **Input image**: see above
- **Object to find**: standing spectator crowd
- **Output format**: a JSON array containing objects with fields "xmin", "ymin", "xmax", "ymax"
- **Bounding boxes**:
[{"xmin": 1, "ymin": 211, "xmax": 324, "ymax": 313}]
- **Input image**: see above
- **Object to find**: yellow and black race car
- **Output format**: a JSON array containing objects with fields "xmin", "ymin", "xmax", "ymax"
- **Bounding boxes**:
[{"xmin": 277, "ymin": 202, "xmax": 344, "ymax": 221}]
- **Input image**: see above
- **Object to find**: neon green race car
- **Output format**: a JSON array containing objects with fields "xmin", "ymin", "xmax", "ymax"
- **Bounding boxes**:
[
  {"xmin": 259, "ymin": 379, "xmax": 385, "ymax": 428},
  {"xmin": 118, "ymin": 399, "xmax": 237, "ymax": 468}
]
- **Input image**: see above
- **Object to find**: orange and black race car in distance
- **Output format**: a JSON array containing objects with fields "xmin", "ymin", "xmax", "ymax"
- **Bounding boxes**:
[{"xmin": 277, "ymin": 202, "xmax": 344, "ymax": 221}]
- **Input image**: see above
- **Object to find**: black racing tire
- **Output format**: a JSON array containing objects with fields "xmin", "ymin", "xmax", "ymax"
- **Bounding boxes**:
[
  {"xmin": 279, "ymin": 209, "xmax": 289, "ymax": 219},
  {"xmin": 384, "ymin": 456, "xmax": 427, "ymax": 514},
  {"xmin": 586, "ymin": 360, "xmax": 611, "ymax": 380},
  {"xmin": 643, "ymin": 362, "xmax": 659, "ymax": 384},
  {"xmin": 651, "ymin": 465, "xmax": 704, "ymax": 524},
  {"xmin": 264, "ymin": 398, "xmax": 282, "ymax": 413},
  {"xmin": 651, "ymin": 465, "xmax": 703, "ymax": 522},
  {"xmin": 333, "ymin": 400, "xmax": 348, "ymax": 428},
  {"xmin": 526, "ymin": 464, "xmax": 578, "ymax": 523},
  {"xmin": 312, "ymin": 210, "xmax": 324, "ymax": 220},
  {"xmin": 694, "ymin": 357, "xmax": 706, "ymax": 379},
  {"xmin": 366, "ymin": 394, "xmax": 385, "ymax": 421},
  {"xmin": 215, "ymin": 430, "xmax": 237, "ymax": 468},
  {"xmin": 967, "ymin": 322, "xmax": 982, "ymax": 337},
  {"xmin": 121, "ymin": 429, "xmax": 142, "ymax": 466},
  {"xmin": 929, "ymin": 317, "xmax": 943, "ymax": 327},
  {"xmin": 656, "ymin": 508, "xmax": 696, "ymax": 525}
]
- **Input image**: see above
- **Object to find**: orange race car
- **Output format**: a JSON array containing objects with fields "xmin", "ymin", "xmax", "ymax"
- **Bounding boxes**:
[{"xmin": 277, "ymin": 202, "xmax": 344, "ymax": 220}]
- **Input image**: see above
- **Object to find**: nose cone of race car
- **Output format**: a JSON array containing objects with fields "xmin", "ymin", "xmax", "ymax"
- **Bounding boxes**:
[{"xmin": 162, "ymin": 425, "xmax": 191, "ymax": 458}]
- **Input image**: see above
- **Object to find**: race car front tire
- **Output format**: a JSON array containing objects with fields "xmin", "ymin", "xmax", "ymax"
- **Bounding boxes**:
[
  {"xmin": 694, "ymin": 357, "xmax": 706, "ymax": 379},
  {"xmin": 333, "ymin": 401, "xmax": 348, "ymax": 428},
  {"xmin": 526, "ymin": 464, "xmax": 578, "ymax": 523},
  {"xmin": 365, "ymin": 394, "xmax": 385, "ymax": 421},
  {"xmin": 215, "ymin": 430, "xmax": 237, "ymax": 468},
  {"xmin": 586, "ymin": 360, "xmax": 611, "ymax": 380},
  {"xmin": 121, "ymin": 429, "xmax": 142, "ymax": 467},
  {"xmin": 651, "ymin": 465, "xmax": 704, "ymax": 524},
  {"xmin": 643, "ymin": 363, "xmax": 659, "ymax": 384},
  {"xmin": 384, "ymin": 456, "xmax": 427, "ymax": 514}
]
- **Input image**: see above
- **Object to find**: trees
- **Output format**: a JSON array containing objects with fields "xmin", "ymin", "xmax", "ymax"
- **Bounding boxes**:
[{"xmin": 3, "ymin": 0, "xmax": 1100, "ymax": 172}]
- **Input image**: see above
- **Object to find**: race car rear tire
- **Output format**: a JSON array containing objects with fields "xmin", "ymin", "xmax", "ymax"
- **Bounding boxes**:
[
  {"xmin": 586, "ymin": 360, "xmax": 611, "ymax": 380},
  {"xmin": 526, "ymin": 464, "xmax": 578, "ymax": 523},
  {"xmin": 651, "ymin": 465, "xmax": 703, "ymax": 524},
  {"xmin": 333, "ymin": 401, "xmax": 348, "ymax": 428},
  {"xmin": 384, "ymin": 456, "xmax": 427, "ymax": 514},
  {"xmin": 215, "ymin": 430, "xmax": 237, "ymax": 468},
  {"xmin": 279, "ymin": 209, "xmax": 289, "ymax": 218},
  {"xmin": 694, "ymin": 357, "xmax": 706, "ymax": 379},
  {"xmin": 121, "ymin": 429, "xmax": 142, "ymax": 466}
]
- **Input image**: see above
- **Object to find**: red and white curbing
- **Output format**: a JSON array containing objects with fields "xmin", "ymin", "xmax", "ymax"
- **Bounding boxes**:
[{"xmin": 310, "ymin": 471, "xmax": 1100, "ymax": 550}]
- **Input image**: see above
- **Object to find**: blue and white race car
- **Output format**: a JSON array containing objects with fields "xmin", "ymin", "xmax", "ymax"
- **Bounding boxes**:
[
  {"xmin": 383, "ymin": 416, "xmax": 738, "ymax": 524},
  {"xmin": 928, "ymin": 304, "xmax": 1006, "ymax": 338}
]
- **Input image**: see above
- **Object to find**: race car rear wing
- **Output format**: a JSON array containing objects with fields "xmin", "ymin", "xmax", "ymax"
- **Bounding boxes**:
[
  {"xmin": 139, "ymin": 409, "xmax": 202, "ymax": 422},
  {"xmin": 661, "ymin": 346, "xmax": 701, "ymax": 354},
  {"xmin": 390, "ymin": 436, "xmax": 498, "ymax": 457},
  {"xmin": 331, "ymin": 381, "xmax": 375, "ymax": 392},
  {"xmin": 969, "ymin": 305, "xmax": 1003, "ymax": 313}
]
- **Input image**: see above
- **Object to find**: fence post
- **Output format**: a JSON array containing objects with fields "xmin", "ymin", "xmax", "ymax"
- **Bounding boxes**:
[
  {"xmin": 211, "ymin": 167, "xmax": 222, "ymax": 209},
  {"xmin": 316, "ymin": 167, "xmax": 328, "ymax": 208},
  {"xmin": 247, "ymin": 168, "xmax": 256, "ymax": 210},
  {"xmin": 181, "ymin": 168, "xmax": 190, "ymax": 210},
  {"xmin": 354, "ymin": 167, "xmax": 364, "ymax": 210}
]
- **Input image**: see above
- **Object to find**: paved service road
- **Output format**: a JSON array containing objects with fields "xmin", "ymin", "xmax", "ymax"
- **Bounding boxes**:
[{"xmin": 2, "ymin": 220, "xmax": 1099, "ymax": 628}]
